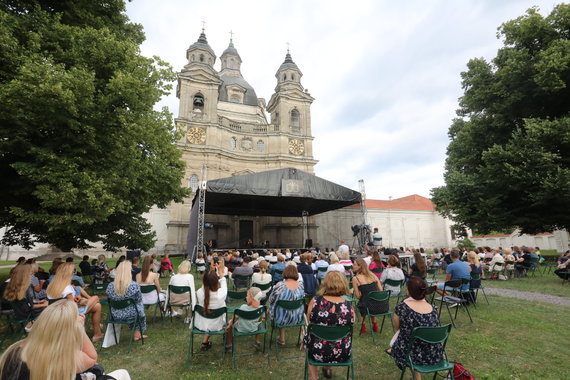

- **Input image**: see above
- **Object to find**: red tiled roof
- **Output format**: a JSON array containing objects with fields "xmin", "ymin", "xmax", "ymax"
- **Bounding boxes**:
[{"xmin": 347, "ymin": 194, "xmax": 435, "ymax": 211}]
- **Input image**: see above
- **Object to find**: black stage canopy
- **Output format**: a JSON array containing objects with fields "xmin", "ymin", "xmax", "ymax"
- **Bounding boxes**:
[{"xmin": 194, "ymin": 168, "xmax": 362, "ymax": 217}]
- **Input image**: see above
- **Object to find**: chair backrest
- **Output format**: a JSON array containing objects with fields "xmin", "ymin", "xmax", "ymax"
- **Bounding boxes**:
[
  {"xmin": 493, "ymin": 262, "xmax": 504, "ymax": 268},
  {"xmin": 139, "ymin": 284, "xmax": 157, "ymax": 294},
  {"xmin": 110, "ymin": 298, "xmax": 136, "ymax": 310},
  {"xmin": 168, "ymin": 285, "xmax": 191, "ymax": 295},
  {"xmin": 227, "ymin": 290, "xmax": 247, "ymax": 303},
  {"xmin": 233, "ymin": 274, "xmax": 252, "ymax": 281},
  {"xmin": 194, "ymin": 305, "xmax": 227, "ymax": 319},
  {"xmin": 274, "ymin": 269, "xmax": 283, "ymax": 275},
  {"xmin": 48, "ymin": 297, "xmax": 64, "ymax": 305},
  {"xmin": 470, "ymin": 273, "xmax": 481, "ymax": 281},
  {"xmin": 252, "ymin": 282, "xmax": 272, "ymax": 291},
  {"xmin": 92, "ymin": 283, "xmax": 108, "ymax": 292},
  {"xmin": 411, "ymin": 324, "xmax": 451, "ymax": 345},
  {"xmin": 306, "ymin": 323, "xmax": 352, "ymax": 342},
  {"xmin": 443, "ymin": 279, "xmax": 461, "ymax": 289},
  {"xmin": 384, "ymin": 279, "xmax": 403, "ymax": 287},
  {"xmin": 368, "ymin": 290, "xmax": 390, "ymax": 302},
  {"xmin": 275, "ymin": 298, "xmax": 304, "ymax": 311},
  {"xmin": 318, "ymin": 267, "xmax": 328, "ymax": 273},
  {"xmin": 371, "ymin": 267, "xmax": 384, "ymax": 275},
  {"xmin": 234, "ymin": 305, "xmax": 266, "ymax": 321},
  {"xmin": 343, "ymin": 265, "xmax": 353, "ymax": 272}
]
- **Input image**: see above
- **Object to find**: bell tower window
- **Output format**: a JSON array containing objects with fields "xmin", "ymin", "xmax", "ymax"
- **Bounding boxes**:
[
  {"xmin": 290, "ymin": 108, "xmax": 300, "ymax": 131},
  {"xmin": 199, "ymin": 54, "xmax": 204, "ymax": 62},
  {"xmin": 193, "ymin": 94, "xmax": 204, "ymax": 113}
]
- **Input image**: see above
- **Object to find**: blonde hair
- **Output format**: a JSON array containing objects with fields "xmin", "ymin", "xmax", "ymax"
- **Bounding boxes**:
[
  {"xmin": 467, "ymin": 251, "xmax": 480, "ymax": 266},
  {"xmin": 339, "ymin": 251, "xmax": 349, "ymax": 260},
  {"xmin": 248, "ymin": 287, "xmax": 263, "ymax": 302},
  {"xmin": 354, "ymin": 258, "xmax": 376, "ymax": 282},
  {"xmin": 114, "ymin": 261, "xmax": 133, "ymax": 296},
  {"xmin": 46, "ymin": 262, "xmax": 74, "ymax": 299},
  {"xmin": 318, "ymin": 272, "xmax": 349, "ymax": 297},
  {"xmin": 2, "ymin": 300, "xmax": 82, "ymax": 380},
  {"xmin": 329, "ymin": 253, "xmax": 339, "ymax": 264},
  {"xmin": 178, "ymin": 260, "xmax": 191, "ymax": 274},
  {"xmin": 4, "ymin": 264, "xmax": 32, "ymax": 302},
  {"xmin": 258, "ymin": 260, "xmax": 269, "ymax": 273}
]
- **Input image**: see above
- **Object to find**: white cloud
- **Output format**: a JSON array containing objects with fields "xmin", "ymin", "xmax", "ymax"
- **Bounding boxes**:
[{"xmin": 126, "ymin": 0, "xmax": 553, "ymax": 199}]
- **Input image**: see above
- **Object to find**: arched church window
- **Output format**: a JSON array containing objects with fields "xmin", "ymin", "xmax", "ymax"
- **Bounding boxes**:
[
  {"xmin": 230, "ymin": 58, "xmax": 235, "ymax": 69},
  {"xmin": 199, "ymin": 54, "xmax": 204, "ymax": 62},
  {"xmin": 189, "ymin": 174, "xmax": 199, "ymax": 191},
  {"xmin": 193, "ymin": 94, "xmax": 204, "ymax": 112},
  {"xmin": 292, "ymin": 74, "xmax": 295, "ymax": 80},
  {"xmin": 257, "ymin": 140, "xmax": 265, "ymax": 152},
  {"xmin": 283, "ymin": 74, "xmax": 287, "ymax": 81},
  {"xmin": 230, "ymin": 95, "xmax": 241, "ymax": 103},
  {"xmin": 230, "ymin": 137, "xmax": 237, "ymax": 149},
  {"xmin": 291, "ymin": 108, "xmax": 300, "ymax": 129},
  {"xmin": 274, "ymin": 112, "xmax": 280, "ymax": 126},
  {"xmin": 191, "ymin": 54, "xmax": 195, "ymax": 61}
]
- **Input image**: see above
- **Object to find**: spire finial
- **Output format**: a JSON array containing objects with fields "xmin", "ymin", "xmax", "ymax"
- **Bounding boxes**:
[
  {"xmin": 229, "ymin": 30, "xmax": 234, "ymax": 42},
  {"xmin": 201, "ymin": 20, "xmax": 206, "ymax": 33},
  {"xmin": 286, "ymin": 42, "xmax": 290, "ymax": 54}
]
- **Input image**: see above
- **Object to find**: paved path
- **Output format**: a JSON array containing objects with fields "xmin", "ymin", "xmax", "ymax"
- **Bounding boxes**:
[{"xmin": 485, "ymin": 286, "xmax": 570, "ymax": 307}]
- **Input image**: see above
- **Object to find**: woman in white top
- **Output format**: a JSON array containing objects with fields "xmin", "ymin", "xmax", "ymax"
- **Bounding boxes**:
[
  {"xmin": 46, "ymin": 262, "xmax": 103, "ymax": 342},
  {"xmin": 136, "ymin": 256, "xmax": 166, "ymax": 305},
  {"xmin": 326, "ymin": 253, "xmax": 346, "ymax": 274},
  {"xmin": 380, "ymin": 255, "xmax": 405, "ymax": 296},
  {"xmin": 251, "ymin": 260, "xmax": 272, "ymax": 297},
  {"xmin": 195, "ymin": 263, "xmax": 227, "ymax": 351},
  {"xmin": 167, "ymin": 260, "xmax": 197, "ymax": 314}
]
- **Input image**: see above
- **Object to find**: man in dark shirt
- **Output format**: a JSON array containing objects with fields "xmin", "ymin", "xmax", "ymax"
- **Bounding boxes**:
[
  {"xmin": 79, "ymin": 255, "xmax": 92, "ymax": 276},
  {"xmin": 232, "ymin": 257, "xmax": 253, "ymax": 288},
  {"xmin": 131, "ymin": 256, "xmax": 141, "ymax": 281}
]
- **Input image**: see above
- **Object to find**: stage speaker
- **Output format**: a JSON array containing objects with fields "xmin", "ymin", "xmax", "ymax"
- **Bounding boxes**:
[
  {"xmin": 126, "ymin": 249, "xmax": 141, "ymax": 261},
  {"xmin": 305, "ymin": 239, "xmax": 313, "ymax": 248}
]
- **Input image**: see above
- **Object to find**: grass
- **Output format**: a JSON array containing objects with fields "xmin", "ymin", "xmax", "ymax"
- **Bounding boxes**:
[{"xmin": 1, "ymin": 258, "xmax": 569, "ymax": 379}]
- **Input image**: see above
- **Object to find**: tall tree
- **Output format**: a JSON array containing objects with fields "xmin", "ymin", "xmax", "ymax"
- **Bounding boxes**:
[
  {"xmin": 432, "ymin": 4, "xmax": 570, "ymax": 235},
  {"xmin": 0, "ymin": 1, "xmax": 188, "ymax": 251}
]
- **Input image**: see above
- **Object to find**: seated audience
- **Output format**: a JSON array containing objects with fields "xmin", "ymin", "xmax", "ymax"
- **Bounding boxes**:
[
  {"xmin": 136, "ymin": 256, "xmax": 166, "ymax": 305},
  {"xmin": 554, "ymin": 256, "xmax": 570, "ymax": 280},
  {"xmin": 352, "ymin": 258, "xmax": 387, "ymax": 334},
  {"xmin": 92, "ymin": 254, "xmax": 111, "ymax": 284},
  {"xmin": 251, "ymin": 260, "xmax": 272, "ymax": 298},
  {"xmin": 3, "ymin": 264, "xmax": 48, "ymax": 332},
  {"xmin": 109, "ymin": 255, "xmax": 126, "ymax": 280},
  {"xmin": 46, "ymin": 262, "xmax": 103, "ymax": 342},
  {"xmin": 487, "ymin": 248, "xmax": 504, "ymax": 278},
  {"xmin": 106, "ymin": 261, "xmax": 147, "ymax": 342},
  {"xmin": 224, "ymin": 287, "xmax": 265, "ymax": 352},
  {"xmin": 195, "ymin": 253, "xmax": 207, "ymax": 273},
  {"xmin": 369, "ymin": 251, "xmax": 385, "ymax": 278},
  {"xmin": 160, "ymin": 254, "xmax": 174, "ymax": 277},
  {"xmin": 305, "ymin": 271, "xmax": 354, "ymax": 380},
  {"xmin": 270, "ymin": 255, "xmax": 287, "ymax": 282},
  {"xmin": 268, "ymin": 265, "xmax": 305, "ymax": 345},
  {"xmin": 436, "ymin": 250, "xmax": 470, "ymax": 294},
  {"xmin": 29, "ymin": 262, "xmax": 47, "ymax": 300},
  {"xmin": 297, "ymin": 253, "xmax": 318, "ymax": 296},
  {"xmin": 195, "ymin": 264, "xmax": 227, "ymax": 351},
  {"xmin": 326, "ymin": 253, "xmax": 345, "ymax": 274},
  {"xmin": 380, "ymin": 255, "xmax": 405, "ymax": 295},
  {"xmin": 131, "ymin": 256, "xmax": 142, "ymax": 281},
  {"xmin": 0, "ymin": 299, "xmax": 130, "ymax": 380},
  {"xmin": 467, "ymin": 251, "xmax": 484, "ymax": 301},
  {"xmin": 79, "ymin": 255, "xmax": 92, "ymax": 277},
  {"xmin": 232, "ymin": 257, "xmax": 254, "ymax": 288},
  {"xmin": 388, "ymin": 276, "xmax": 443, "ymax": 380},
  {"xmin": 409, "ymin": 252, "xmax": 427, "ymax": 279},
  {"xmin": 167, "ymin": 260, "xmax": 197, "ymax": 314}
]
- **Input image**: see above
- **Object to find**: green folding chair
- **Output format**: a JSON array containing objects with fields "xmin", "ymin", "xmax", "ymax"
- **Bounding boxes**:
[
  {"xmin": 230, "ymin": 305, "xmax": 268, "ymax": 368},
  {"xmin": 426, "ymin": 268, "xmax": 437, "ymax": 284},
  {"xmin": 272, "ymin": 269, "xmax": 284, "ymax": 285},
  {"xmin": 6, "ymin": 299, "xmax": 34, "ymax": 336},
  {"xmin": 106, "ymin": 298, "xmax": 145, "ymax": 352},
  {"xmin": 432, "ymin": 280, "xmax": 473, "ymax": 328},
  {"xmin": 504, "ymin": 261, "xmax": 516, "ymax": 279},
  {"xmin": 187, "ymin": 305, "xmax": 227, "ymax": 368},
  {"xmin": 363, "ymin": 290, "xmax": 393, "ymax": 345},
  {"xmin": 47, "ymin": 297, "xmax": 65, "ymax": 305},
  {"xmin": 469, "ymin": 273, "xmax": 489, "ymax": 305},
  {"xmin": 317, "ymin": 267, "xmax": 328, "ymax": 284},
  {"xmin": 166, "ymin": 285, "xmax": 192, "ymax": 323},
  {"xmin": 226, "ymin": 290, "xmax": 247, "ymax": 315},
  {"xmin": 343, "ymin": 265, "xmax": 353, "ymax": 280},
  {"xmin": 252, "ymin": 282, "xmax": 272, "ymax": 303},
  {"xmin": 384, "ymin": 279, "xmax": 405, "ymax": 303},
  {"xmin": 232, "ymin": 274, "xmax": 252, "ymax": 289},
  {"xmin": 399, "ymin": 324, "xmax": 454, "ymax": 380},
  {"xmin": 140, "ymin": 284, "xmax": 164, "ymax": 323},
  {"xmin": 269, "ymin": 298, "xmax": 305, "ymax": 360},
  {"xmin": 371, "ymin": 267, "xmax": 384, "ymax": 276},
  {"xmin": 304, "ymin": 324, "xmax": 354, "ymax": 380}
]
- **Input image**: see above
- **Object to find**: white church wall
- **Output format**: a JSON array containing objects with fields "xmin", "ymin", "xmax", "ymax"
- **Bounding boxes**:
[{"xmin": 470, "ymin": 229, "xmax": 569, "ymax": 252}]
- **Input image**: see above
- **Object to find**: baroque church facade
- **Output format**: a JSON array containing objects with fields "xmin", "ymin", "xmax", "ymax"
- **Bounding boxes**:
[{"xmin": 152, "ymin": 30, "xmax": 321, "ymax": 252}]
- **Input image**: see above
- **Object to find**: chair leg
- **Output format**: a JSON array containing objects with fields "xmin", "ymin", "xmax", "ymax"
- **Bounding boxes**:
[
  {"xmin": 481, "ymin": 288, "xmax": 489, "ymax": 305},
  {"xmin": 463, "ymin": 302, "xmax": 473, "ymax": 323}
]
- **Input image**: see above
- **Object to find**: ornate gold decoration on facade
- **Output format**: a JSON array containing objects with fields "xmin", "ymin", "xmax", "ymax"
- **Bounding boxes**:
[
  {"xmin": 186, "ymin": 127, "xmax": 206, "ymax": 144},
  {"xmin": 288, "ymin": 138, "xmax": 304, "ymax": 155}
]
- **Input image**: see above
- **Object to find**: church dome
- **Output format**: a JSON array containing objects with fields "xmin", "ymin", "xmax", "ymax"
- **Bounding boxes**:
[
  {"xmin": 278, "ymin": 52, "xmax": 299, "ymax": 71},
  {"xmin": 219, "ymin": 75, "xmax": 259, "ymax": 106},
  {"xmin": 221, "ymin": 41, "xmax": 241, "ymax": 60},
  {"xmin": 188, "ymin": 31, "xmax": 215, "ymax": 57}
]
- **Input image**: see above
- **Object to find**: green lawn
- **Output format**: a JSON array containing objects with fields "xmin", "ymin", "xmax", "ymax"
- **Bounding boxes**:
[{"xmin": 1, "ymin": 258, "xmax": 569, "ymax": 379}]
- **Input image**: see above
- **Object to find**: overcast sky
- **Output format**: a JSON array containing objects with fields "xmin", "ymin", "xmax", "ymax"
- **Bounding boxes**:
[{"xmin": 125, "ymin": 0, "xmax": 557, "ymax": 200}]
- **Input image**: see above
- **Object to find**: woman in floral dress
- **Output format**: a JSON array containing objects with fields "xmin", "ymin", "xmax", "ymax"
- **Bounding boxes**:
[
  {"xmin": 305, "ymin": 271, "xmax": 355, "ymax": 380},
  {"xmin": 106, "ymin": 260, "xmax": 147, "ymax": 341},
  {"xmin": 389, "ymin": 276, "xmax": 442, "ymax": 380}
]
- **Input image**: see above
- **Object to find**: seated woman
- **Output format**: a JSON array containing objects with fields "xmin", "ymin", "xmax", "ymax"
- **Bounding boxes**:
[
  {"xmin": 326, "ymin": 253, "xmax": 345, "ymax": 274},
  {"xmin": 224, "ymin": 287, "xmax": 265, "ymax": 352},
  {"xmin": 195, "ymin": 263, "xmax": 227, "ymax": 351},
  {"xmin": 251, "ymin": 260, "xmax": 272, "ymax": 298},
  {"xmin": 305, "ymin": 271, "xmax": 354, "ymax": 380},
  {"xmin": 93, "ymin": 254, "xmax": 111, "ymax": 284},
  {"xmin": 106, "ymin": 261, "xmax": 147, "ymax": 342},
  {"xmin": 136, "ymin": 256, "xmax": 166, "ymax": 306},
  {"xmin": 368, "ymin": 251, "xmax": 385, "ymax": 278},
  {"xmin": 409, "ymin": 252, "xmax": 427, "ymax": 279},
  {"xmin": 0, "ymin": 299, "xmax": 130, "ymax": 380},
  {"xmin": 380, "ymin": 255, "xmax": 405, "ymax": 295},
  {"xmin": 166, "ymin": 260, "xmax": 197, "ymax": 317},
  {"xmin": 46, "ymin": 262, "xmax": 103, "ymax": 342},
  {"xmin": 3, "ymin": 264, "xmax": 48, "ymax": 332},
  {"xmin": 195, "ymin": 253, "xmax": 207, "ymax": 274},
  {"xmin": 268, "ymin": 265, "xmax": 305, "ymax": 346},
  {"xmin": 109, "ymin": 255, "xmax": 126, "ymax": 280},
  {"xmin": 352, "ymin": 258, "xmax": 387, "ymax": 334},
  {"xmin": 487, "ymin": 249, "xmax": 505, "ymax": 277},
  {"xmin": 389, "ymin": 276, "xmax": 443, "ymax": 380}
]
